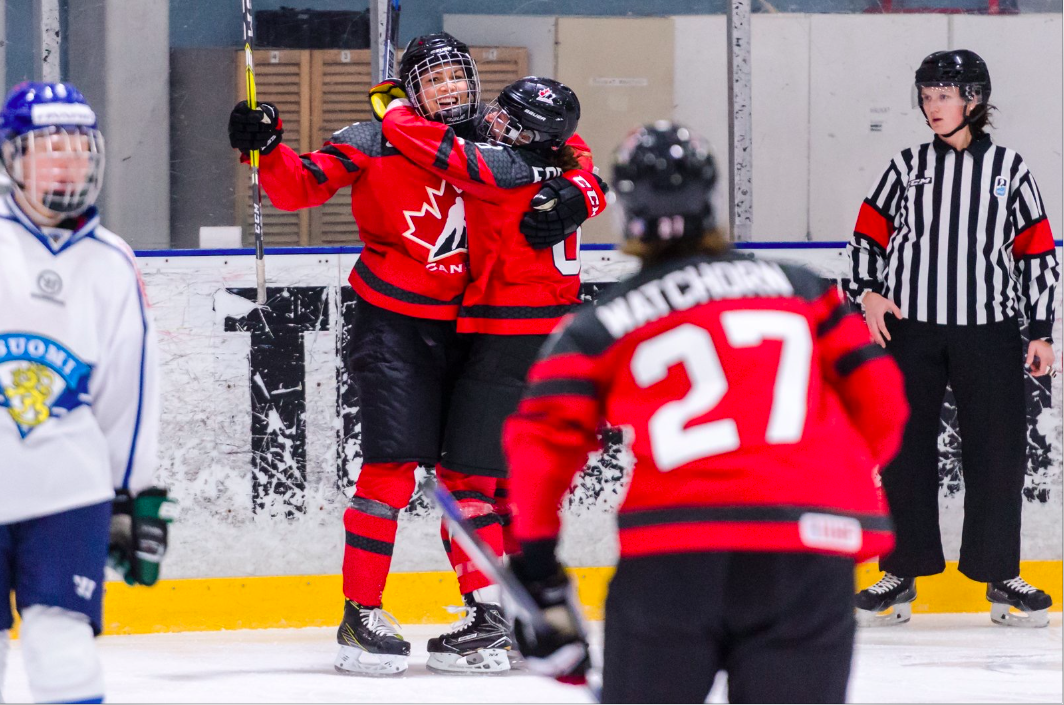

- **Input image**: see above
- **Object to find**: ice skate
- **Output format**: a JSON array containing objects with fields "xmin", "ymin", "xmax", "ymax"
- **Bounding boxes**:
[
  {"xmin": 987, "ymin": 577, "xmax": 1052, "ymax": 628},
  {"xmin": 426, "ymin": 596, "xmax": 512, "ymax": 674},
  {"xmin": 334, "ymin": 601, "xmax": 410, "ymax": 676},
  {"xmin": 854, "ymin": 573, "xmax": 916, "ymax": 626}
]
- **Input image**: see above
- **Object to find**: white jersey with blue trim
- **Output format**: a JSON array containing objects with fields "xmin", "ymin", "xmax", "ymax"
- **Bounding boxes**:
[{"xmin": 0, "ymin": 196, "xmax": 159, "ymax": 524}]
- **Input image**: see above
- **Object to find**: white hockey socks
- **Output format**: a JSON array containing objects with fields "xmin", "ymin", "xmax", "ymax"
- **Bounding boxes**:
[{"xmin": 20, "ymin": 605, "xmax": 104, "ymax": 703}]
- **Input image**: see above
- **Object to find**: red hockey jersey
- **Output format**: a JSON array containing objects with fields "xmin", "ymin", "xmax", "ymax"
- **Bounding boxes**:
[
  {"xmin": 253, "ymin": 121, "xmax": 469, "ymax": 320},
  {"xmin": 381, "ymin": 104, "xmax": 606, "ymax": 334},
  {"xmin": 504, "ymin": 254, "xmax": 909, "ymax": 562}
]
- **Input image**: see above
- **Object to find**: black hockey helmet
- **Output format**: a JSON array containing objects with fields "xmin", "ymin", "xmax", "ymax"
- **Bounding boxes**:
[
  {"xmin": 479, "ymin": 77, "xmax": 580, "ymax": 150},
  {"xmin": 913, "ymin": 50, "xmax": 991, "ymax": 133},
  {"xmin": 398, "ymin": 33, "xmax": 480, "ymax": 125},
  {"xmin": 612, "ymin": 121, "xmax": 717, "ymax": 244}
]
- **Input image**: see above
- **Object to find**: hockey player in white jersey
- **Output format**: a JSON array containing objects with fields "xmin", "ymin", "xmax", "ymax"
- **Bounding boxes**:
[{"xmin": 0, "ymin": 82, "xmax": 173, "ymax": 704}]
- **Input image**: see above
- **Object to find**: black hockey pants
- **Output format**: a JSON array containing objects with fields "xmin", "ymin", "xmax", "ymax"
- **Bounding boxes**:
[
  {"xmin": 879, "ymin": 317, "xmax": 1026, "ymax": 582},
  {"xmin": 602, "ymin": 551, "xmax": 855, "ymax": 704}
]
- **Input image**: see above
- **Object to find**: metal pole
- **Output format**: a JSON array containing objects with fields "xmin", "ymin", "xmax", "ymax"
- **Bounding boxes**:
[
  {"xmin": 727, "ymin": 0, "xmax": 753, "ymax": 242},
  {"xmin": 34, "ymin": 0, "xmax": 61, "ymax": 82}
]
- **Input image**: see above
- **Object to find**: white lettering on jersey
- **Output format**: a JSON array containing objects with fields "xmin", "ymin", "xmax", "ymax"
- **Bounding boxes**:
[{"xmin": 595, "ymin": 260, "xmax": 795, "ymax": 339}]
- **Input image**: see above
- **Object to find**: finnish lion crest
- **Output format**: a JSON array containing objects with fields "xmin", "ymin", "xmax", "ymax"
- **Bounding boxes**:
[{"xmin": 0, "ymin": 333, "xmax": 92, "ymax": 438}]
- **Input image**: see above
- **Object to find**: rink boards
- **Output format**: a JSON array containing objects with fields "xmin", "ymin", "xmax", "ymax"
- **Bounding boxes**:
[{"xmin": 87, "ymin": 243, "xmax": 1060, "ymax": 634}]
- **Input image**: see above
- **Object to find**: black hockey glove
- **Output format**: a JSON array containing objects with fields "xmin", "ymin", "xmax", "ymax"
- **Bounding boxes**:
[
  {"xmin": 108, "ymin": 487, "xmax": 177, "ymax": 587},
  {"xmin": 520, "ymin": 173, "xmax": 609, "ymax": 250},
  {"xmin": 228, "ymin": 101, "xmax": 284, "ymax": 156},
  {"xmin": 510, "ymin": 553, "xmax": 591, "ymax": 686}
]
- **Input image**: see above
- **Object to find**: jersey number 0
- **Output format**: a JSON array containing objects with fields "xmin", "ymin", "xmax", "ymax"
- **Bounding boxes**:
[{"xmin": 630, "ymin": 312, "xmax": 813, "ymax": 472}]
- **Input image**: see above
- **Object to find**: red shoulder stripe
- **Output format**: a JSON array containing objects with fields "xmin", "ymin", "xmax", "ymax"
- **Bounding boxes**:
[
  {"xmin": 1013, "ymin": 217, "xmax": 1055, "ymax": 258},
  {"xmin": 855, "ymin": 201, "xmax": 893, "ymax": 249}
]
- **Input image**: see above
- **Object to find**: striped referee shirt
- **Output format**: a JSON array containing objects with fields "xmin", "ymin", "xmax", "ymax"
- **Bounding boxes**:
[{"xmin": 847, "ymin": 134, "xmax": 1059, "ymax": 340}]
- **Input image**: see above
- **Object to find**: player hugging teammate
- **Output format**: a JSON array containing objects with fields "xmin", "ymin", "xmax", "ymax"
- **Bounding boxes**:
[{"xmin": 230, "ymin": 33, "xmax": 601, "ymax": 676}]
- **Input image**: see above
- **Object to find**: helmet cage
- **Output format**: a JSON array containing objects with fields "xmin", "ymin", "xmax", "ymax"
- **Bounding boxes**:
[
  {"xmin": 403, "ymin": 51, "xmax": 480, "ymax": 126},
  {"xmin": 477, "ymin": 99, "xmax": 542, "ymax": 147},
  {"xmin": 2, "ymin": 124, "xmax": 105, "ymax": 219}
]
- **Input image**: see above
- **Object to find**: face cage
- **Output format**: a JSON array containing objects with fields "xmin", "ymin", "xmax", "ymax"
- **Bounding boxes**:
[
  {"xmin": 405, "ymin": 53, "xmax": 480, "ymax": 126},
  {"xmin": 478, "ymin": 100, "xmax": 536, "ymax": 147},
  {"xmin": 912, "ymin": 82, "xmax": 985, "ymax": 110},
  {"xmin": 3, "ymin": 125, "xmax": 105, "ymax": 219}
]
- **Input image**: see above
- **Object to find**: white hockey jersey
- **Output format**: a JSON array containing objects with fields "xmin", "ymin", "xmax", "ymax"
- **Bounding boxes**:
[{"xmin": 0, "ymin": 195, "xmax": 159, "ymax": 524}]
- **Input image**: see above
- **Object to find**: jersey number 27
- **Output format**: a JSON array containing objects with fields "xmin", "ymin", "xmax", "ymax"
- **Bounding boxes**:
[{"xmin": 630, "ymin": 312, "xmax": 813, "ymax": 472}]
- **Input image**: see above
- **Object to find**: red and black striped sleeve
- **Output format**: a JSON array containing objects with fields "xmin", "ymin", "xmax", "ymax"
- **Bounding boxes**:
[
  {"xmin": 503, "ymin": 316, "xmax": 610, "ymax": 544},
  {"xmin": 251, "ymin": 124, "xmax": 371, "ymax": 211},
  {"xmin": 812, "ymin": 284, "xmax": 909, "ymax": 467},
  {"xmin": 381, "ymin": 102, "xmax": 542, "ymax": 201}
]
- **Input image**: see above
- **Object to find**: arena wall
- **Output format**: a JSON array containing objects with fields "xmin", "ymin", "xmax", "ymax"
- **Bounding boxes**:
[
  {"xmin": 143, "ymin": 245, "xmax": 1062, "ymax": 581},
  {"xmin": 24, "ymin": 243, "xmax": 1049, "ymax": 637}
]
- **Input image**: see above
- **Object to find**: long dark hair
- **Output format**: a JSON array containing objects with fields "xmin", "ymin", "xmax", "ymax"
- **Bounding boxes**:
[
  {"xmin": 968, "ymin": 103, "xmax": 996, "ymax": 137},
  {"xmin": 542, "ymin": 144, "xmax": 581, "ymax": 171}
]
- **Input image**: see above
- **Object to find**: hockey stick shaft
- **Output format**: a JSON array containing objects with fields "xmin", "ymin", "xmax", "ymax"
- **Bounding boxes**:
[
  {"xmin": 241, "ymin": 0, "xmax": 267, "ymax": 304},
  {"xmin": 372, "ymin": 0, "xmax": 401, "ymax": 83},
  {"xmin": 427, "ymin": 478, "xmax": 602, "ymax": 701},
  {"xmin": 426, "ymin": 478, "xmax": 548, "ymax": 630},
  {"xmin": 384, "ymin": 0, "xmax": 400, "ymax": 80}
]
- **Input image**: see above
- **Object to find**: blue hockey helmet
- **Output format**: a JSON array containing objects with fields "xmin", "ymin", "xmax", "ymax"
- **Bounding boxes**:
[{"xmin": 0, "ymin": 82, "xmax": 105, "ymax": 221}]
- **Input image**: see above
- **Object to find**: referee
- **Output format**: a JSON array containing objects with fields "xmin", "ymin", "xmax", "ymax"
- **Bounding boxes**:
[{"xmin": 848, "ymin": 50, "xmax": 1059, "ymax": 627}]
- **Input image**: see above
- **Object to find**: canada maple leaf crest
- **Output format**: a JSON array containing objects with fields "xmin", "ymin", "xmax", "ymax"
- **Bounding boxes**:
[{"xmin": 401, "ymin": 180, "xmax": 468, "ymax": 263}]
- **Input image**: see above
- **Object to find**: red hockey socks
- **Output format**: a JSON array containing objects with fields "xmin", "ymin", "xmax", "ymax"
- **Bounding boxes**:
[
  {"xmin": 342, "ymin": 461, "xmax": 417, "ymax": 607},
  {"xmin": 494, "ymin": 477, "xmax": 520, "ymax": 556},
  {"xmin": 437, "ymin": 465, "xmax": 503, "ymax": 595}
]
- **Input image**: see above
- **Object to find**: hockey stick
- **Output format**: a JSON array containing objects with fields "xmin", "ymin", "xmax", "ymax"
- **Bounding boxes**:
[
  {"xmin": 241, "ymin": 0, "xmax": 267, "ymax": 304},
  {"xmin": 371, "ymin": 0, "xmax": 401, "ymax": 84},
  {"xmin": 384, "ymin": 0, "xmax": 401, "ymax": 81},
  {"xmin": 426, "ymin": 477, "xmax": 548, "ymax": 629},
  {"xmin": 424, "ymin": 477, "xmax": 602, "ymax": 701}
]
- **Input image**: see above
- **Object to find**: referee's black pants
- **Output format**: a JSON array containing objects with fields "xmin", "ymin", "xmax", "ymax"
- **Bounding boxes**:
[
  {"xmin": 879, "ymin": 317, "xmax": 1026, "ymax": 582},
  {"xmin": 602, "ymin": 552, "xmax": 855, "ymax": 704}
]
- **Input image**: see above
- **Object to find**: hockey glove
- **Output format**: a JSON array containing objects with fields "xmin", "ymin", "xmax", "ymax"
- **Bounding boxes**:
[
  {"xmin": 520, "ymin": 172, "xmax": 609, "ymax": 250},
  {"xmin": 369, "ymin": 80, "xmax": 408, "ymax": 121},
  {"xmin": 108, "ymin": 487, "xmax": 177, "ymax": 587},
  {"xmin": 510, "ymin": 554, "xmax": 591, "ymax": 686},
  {"xmin": 228, "ymin": 101, "xmax": 284, "ymax": 156}
]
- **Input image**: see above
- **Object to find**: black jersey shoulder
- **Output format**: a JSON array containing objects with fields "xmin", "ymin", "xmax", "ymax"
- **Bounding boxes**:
[
  {"xmin": 772, "ymin": 261, "xmax": 834, "ymax": 302},
  {"xmin": 328, "ymin": 121, "xmax": 395, "ymax": 158},
  {"xmin": 466, "ymin": 139, "xmax": 565, "ymax": 189}
]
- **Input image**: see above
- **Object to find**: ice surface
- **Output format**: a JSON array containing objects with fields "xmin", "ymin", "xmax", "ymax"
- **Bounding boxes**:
[{"xmin": 2, "ymin": 615, "xmax": 1059, "ymax": 703}]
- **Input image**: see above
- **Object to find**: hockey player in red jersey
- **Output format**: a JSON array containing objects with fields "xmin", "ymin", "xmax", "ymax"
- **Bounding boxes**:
[
  {"xmin": 373, "ymin": 76, "xmax": 606, "ymax": 673},
  {"xmin": 229, "ymin": 33, "xmax": 583, "ymax": 677},
  {"xmin": 501, "ymin": 122, "xmax": 911, "ymax": 702}
]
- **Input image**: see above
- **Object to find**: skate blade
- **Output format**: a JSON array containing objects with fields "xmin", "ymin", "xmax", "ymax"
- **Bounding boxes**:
[
  {"xmin": 507, "ymin": 650, "xmax": 527, "ymax": 671},
  {"xmin": 856, "ymin": 601, "xmax": 912, "ymax": 627},
  {"xmin": 426, "ymin": 648, "xmax": 511, "ymax": 674},
  {"xmin": 990, "ymin": 603, "xmax": 1050, "ymax": 628},
  {"xmin": 334, "ymin": 644, "xmax": 408, "ymax": 676}
]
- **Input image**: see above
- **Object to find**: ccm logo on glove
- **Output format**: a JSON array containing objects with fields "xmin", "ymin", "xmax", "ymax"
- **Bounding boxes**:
[{"xmin": 570, "ymin": 174, "xmax": 602, "ymax": 217}]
